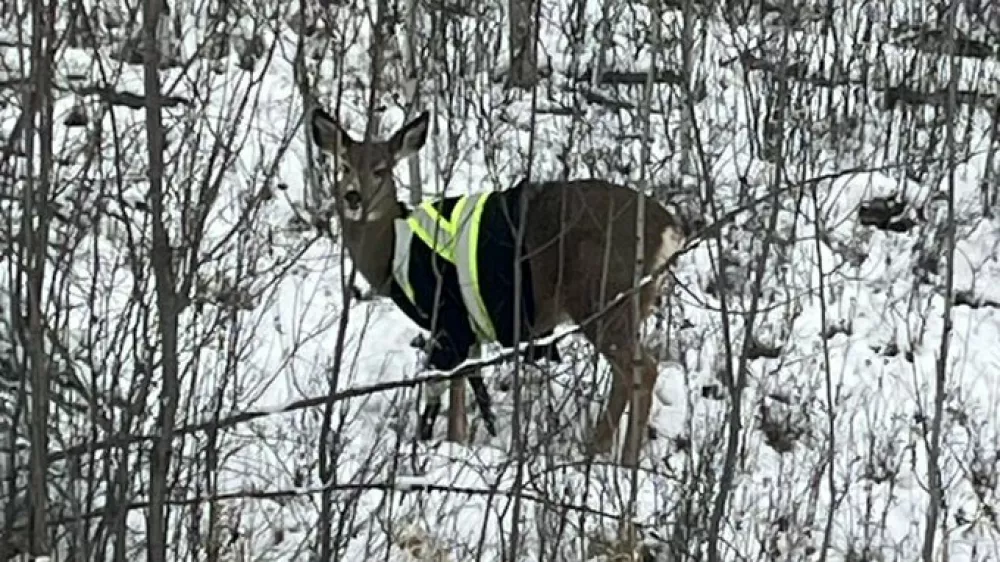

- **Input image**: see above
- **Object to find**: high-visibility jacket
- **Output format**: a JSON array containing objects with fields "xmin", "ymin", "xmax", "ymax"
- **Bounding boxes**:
[{"xmin": 388, "ymin": 187, "xmax": 544, "ymax": 371}]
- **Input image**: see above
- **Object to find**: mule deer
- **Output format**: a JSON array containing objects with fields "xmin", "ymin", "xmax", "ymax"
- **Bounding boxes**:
[{"xmin": 309, "ymin": 107, "xmax": 692, "ymax": 466}]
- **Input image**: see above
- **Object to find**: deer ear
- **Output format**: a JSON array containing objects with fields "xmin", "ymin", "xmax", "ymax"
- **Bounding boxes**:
[
  {"xmin": 389, "ymin": 111, "xmax": 430, "ymax": 160},
  {"xmin": 310, "ymin": 107, "xmax": 354, "ymax": 154}
]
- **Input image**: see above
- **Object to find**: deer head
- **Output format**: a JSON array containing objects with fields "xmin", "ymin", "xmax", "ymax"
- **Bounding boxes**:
[{"xmin": 309, "ymin": 108, "xmax": 430, "ymax": 222}]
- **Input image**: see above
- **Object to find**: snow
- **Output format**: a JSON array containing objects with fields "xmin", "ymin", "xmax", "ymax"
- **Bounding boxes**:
[{"xmin": 2, "ymin": 0, "xmax": 1000, "ymax": 560}]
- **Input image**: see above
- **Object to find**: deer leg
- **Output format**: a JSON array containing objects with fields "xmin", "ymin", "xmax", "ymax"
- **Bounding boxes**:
[
  {"xmin": 419, "ymin": 381, "xmax": 447, "ymax": 440},
  {"xmin": 419, "ymin": 328, "xmax": 474, "ymax": 441},
  {"xmin": 465, "ymin": 343, "xmax": 496, "ymax": 437},
  {"xmin": 620, "ymin": 350, "xmax": 659, "ymax": 467},
  {"xmin": 447, "ymin": 376, "xmax": 467, "ymax": 443},
  {"xmin": 468, "ymin": 373, "xmax": 496, "ymax": 437},
  {"xmin": 575, "ymin": 284, "xmax": 660, "ymax": 465},
  {"xmin": 586, "ymin": 337, "xmax": 659, "ymax": 467},
  {"xmin": 588, "ymin": 340, "xmax": 633, "ymax": 458},
  {"xmin": 574, "ymin": 305, "xmax": 634, "ymax": 457}
]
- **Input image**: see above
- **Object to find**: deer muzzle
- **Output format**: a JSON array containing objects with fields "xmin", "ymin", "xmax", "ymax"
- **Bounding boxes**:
[{"xmin": 343, "ymin": 190, "xmax": 362, "ymax": 210}]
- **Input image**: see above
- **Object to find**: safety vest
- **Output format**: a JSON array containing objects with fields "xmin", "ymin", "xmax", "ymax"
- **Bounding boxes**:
[{"xmin": 391, "ymin": 193, "xmax": 497, "ymax": 343}]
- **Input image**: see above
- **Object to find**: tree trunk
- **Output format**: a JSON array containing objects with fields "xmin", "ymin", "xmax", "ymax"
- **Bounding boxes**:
[
  {"xmin": 142, "ymin": 0, "xmax": 181, "ymax": 559},
  {"xmin": 507, "ymin": 0, "xmax": 538, "ymax": 89},
  {"xmin": 402, "ymin": 0, "xmax": 423, "ymax": 205},
  {"xmin": 25, "ymin": 0, "xmax": 56, "ymax": 555}
]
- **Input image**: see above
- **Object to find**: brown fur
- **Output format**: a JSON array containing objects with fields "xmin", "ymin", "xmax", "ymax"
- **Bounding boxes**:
[
  {"xmin": 309, "ymin": 109, "xmax": 686, "ymax": 467},
  {"xmin": 519, "ymin": 180, "xmax": 683, "ymax": 464}
]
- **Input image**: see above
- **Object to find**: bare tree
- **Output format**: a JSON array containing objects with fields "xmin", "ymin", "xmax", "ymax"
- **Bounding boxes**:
[
  {"xmin": 140, "ymin": 0, "xmax": 178, "ymax": 558},
  {"xmin": 22, "ymin": 0, "xmax": 57, "ymax": 557},
  {"xmin": 922, "ymin": 2, "xmax": 960, "ymax": 560},
  {"xmin": 0, "ymin": 0, "xmax": 996, "ymax": 558},
  {"xmin": 508, "ymin": 0, "xmax": 539, "ymax": 88}
]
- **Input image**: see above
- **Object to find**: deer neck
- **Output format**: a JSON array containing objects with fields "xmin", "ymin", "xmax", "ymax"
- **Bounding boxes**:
[{"xmin": 339, "ymin": 202, "xmax": 406, "ymax": 294}]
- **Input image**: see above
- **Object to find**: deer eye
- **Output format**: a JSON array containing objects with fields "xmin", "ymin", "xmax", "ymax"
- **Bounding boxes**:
[{"xmin": 373, "ymin": 167, "xmax": 391, "ymax": 178}]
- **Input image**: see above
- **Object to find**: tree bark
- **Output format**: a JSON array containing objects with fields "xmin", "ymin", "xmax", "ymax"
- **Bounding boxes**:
[
  {"xmin": 507, "ymin": 0, "xmax": 539, "ymax": 89},
  {"xmin": 142, "ymin": 0, "xmax": 181, "ymax": 559},
  {"xmin": 402, "ymin": 0, "xmax": 424, "ymax": 205},
  {"xmin": 25, "ymin": 0, "xmax": 56, "ymax": 555}
]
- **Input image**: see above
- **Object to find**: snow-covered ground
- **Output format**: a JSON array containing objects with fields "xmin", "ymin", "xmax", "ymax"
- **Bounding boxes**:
[{"xmin": 2, "ymin": 0, "xmax": 1000, "ymax": 559}]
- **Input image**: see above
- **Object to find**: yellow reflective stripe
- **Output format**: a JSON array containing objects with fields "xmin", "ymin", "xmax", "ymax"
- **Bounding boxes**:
[
  {"xmin": 447, "ymin": 197, "xmax": 468, "ymax": 262},
  {"xmin": 467, "ymin": 194, "xmax": 495, "ymax": 341},
  {"xmin": 454, "ymin": 193, "xmax": 496, "ymax": 342},
  {"xmin": 420, "ymin": 200, "xmax": 455, "ymax": 235},
  {"xmin": 408, "ymin": 201, "xmax": 457, "ymax": 263},
  {"xmin": 401, "ymin": 193, "xmax": 498, "ymax": 344},
  {"xmin": 392, "ymin": 219, "xmax": 417, "ymax": 304}
]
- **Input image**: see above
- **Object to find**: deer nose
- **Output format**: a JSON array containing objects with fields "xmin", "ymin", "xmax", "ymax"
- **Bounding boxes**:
[{"xmin": 343, "ymin": 190, "xmax": 362, "ymax": 209}]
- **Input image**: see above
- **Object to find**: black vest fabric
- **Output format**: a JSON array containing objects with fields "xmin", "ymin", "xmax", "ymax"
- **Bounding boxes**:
[{"xmin": 387, "ymin": 186, "xmax": 539, "ymax": 371}]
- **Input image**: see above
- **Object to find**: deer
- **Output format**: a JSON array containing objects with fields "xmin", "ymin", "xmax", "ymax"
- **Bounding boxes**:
[{"xmin": 308, "ymin": 106, "xmax": 695, "ymax": 466}]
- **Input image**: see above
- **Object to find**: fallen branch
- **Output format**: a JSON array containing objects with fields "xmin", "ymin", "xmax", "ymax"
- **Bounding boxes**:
[
  {"xmin": 27, "ymin": 478, "xmax": 636, "ymax": 532},
  {"xmin": 75, "ymin": 85, "xmax": 191, "ymax": 109},
  {"xmin": 893, "ymin": 26, "xmax": 997, "ymax": 60},
  {"xmin": 574, "ymin": 68, "xmax": 684, "ymax": 86}
]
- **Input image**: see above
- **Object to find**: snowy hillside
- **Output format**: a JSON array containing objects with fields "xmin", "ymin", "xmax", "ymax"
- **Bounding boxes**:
[{"xmin": 2, "ymin": 0, "xmax": 1000, "ymax": 560}]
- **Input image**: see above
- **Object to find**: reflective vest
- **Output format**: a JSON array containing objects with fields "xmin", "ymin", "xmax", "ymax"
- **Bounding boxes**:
[{"xmin": 391, "ymin": 193, "xmax": 497, "ymax": 343}]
